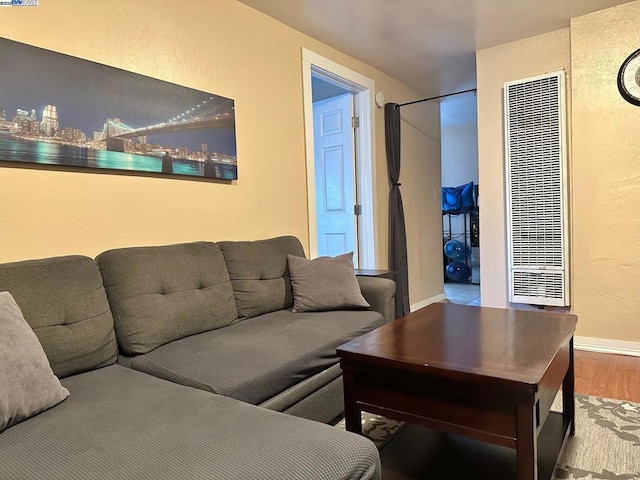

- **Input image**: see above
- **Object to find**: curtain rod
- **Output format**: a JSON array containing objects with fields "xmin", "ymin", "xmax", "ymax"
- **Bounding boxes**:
[{"xmin": 396, "ymin": 88, "xmax": 477, "ymax": 108}]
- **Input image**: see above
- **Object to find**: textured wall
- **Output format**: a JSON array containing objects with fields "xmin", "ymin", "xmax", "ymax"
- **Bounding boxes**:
[
  {"xmin": 399, "ymin": 104, "xmax": 443, "ymax": 307},
  {"xmin": 441, "ymin": 123, "xmax": 478, "ymax": 188},
  {"xmin": 0, "ymin": 0, "xmax": 442, "ymax": 306},
  {"xmin": 476, "ymin": 29, "xmax": 571, "ymax": 308},
  {"xmin": 477, "ymin": 0, "xmax": 640, "ymax": 344},
  {"xmin": 570, "ymin": 1, "xmax": 640, "ymax": 341}
]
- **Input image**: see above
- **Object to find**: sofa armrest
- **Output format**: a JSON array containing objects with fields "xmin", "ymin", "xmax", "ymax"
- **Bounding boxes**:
[{"xmin": 356, "ymin": 276, "xmax": 396, "ymax": 323}]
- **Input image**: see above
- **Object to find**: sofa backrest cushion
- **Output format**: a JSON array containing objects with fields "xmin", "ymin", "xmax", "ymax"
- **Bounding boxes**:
[
  {"xmin": 0, "ymin": 255, "xmax": 118, "ymax": 378},
  {"xmin": 218, "ymin": 236, "xmax": 305, "ymax": 320},
  {"xmin": 97, "ymin": 242, "xmax": 238, "ymax": 356}
]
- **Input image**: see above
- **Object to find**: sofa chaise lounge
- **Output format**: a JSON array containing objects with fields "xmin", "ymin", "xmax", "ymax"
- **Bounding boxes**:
[{"xmin": 0, "ymin": 236, "xmax": 395, "ymax": 479}]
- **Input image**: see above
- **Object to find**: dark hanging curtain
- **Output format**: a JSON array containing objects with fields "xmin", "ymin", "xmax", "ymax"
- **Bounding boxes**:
[{"xmin": 385, "ymin": 103, "xmax": 409, "ymax": 318}]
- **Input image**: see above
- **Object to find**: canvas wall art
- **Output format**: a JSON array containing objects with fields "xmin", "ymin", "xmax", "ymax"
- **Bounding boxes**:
[{"xmin": 0, "ymin": 37, "xmax": 237, "ymax": 180}]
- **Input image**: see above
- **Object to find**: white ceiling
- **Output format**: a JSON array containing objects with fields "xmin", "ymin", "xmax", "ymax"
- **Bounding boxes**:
[{"xmin": 239, "ymin": 0, "xmax": 633, "ymax": 96}]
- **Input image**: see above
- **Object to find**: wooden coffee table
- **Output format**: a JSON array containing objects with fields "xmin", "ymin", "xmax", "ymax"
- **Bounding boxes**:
[{"xmin": 337, "ymin": 303, "xmax": 578, "ymax": 480}]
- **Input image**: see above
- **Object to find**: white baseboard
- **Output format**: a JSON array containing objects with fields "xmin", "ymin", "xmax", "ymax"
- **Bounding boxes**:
[
  {"xmin": 410, "ymin": 293, "xmax": 446, "ymax": 312},
  {"xmin": 574, "ymin": 336, "xmax": 640, "ymax": 357}
]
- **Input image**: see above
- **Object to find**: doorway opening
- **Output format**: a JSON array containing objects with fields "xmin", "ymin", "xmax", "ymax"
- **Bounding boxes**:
[
  {"xmin": 440, "ymin": 94, "xmax": 481, "ymax": 305},
  {"xmin": 301, "ymin": 49, "xmax": 376, "ymax": 268}
]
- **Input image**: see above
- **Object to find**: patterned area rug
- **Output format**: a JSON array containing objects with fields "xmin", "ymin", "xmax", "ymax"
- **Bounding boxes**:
[
  {"xmin": 336, "ymin": 413, "xmax": 406, "ymax": 450},
  {"xmin": 336, "ymin": 394, "xmax": 640, "ymax": 479},
  {"xmin": 556, "ymin": 394, "xmax": 640, "ymax": 479}
]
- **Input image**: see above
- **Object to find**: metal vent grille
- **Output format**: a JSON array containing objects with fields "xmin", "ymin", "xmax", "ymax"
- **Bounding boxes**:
[
  {"xmin": 512, "ymin": 270, "xmax": 565, "ymax": 305},
  {"xmin": 504, "ymin": 72, "xmax": 569, "ymax": 306}
]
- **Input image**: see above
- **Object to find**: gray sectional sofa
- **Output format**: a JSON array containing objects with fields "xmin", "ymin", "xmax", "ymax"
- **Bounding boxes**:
[{"xmin": 0, "ymin": 236, "xmax": 395, "ymax": 479}]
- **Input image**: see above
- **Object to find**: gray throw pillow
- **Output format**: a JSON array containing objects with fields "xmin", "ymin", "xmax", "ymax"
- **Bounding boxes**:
[
  {"xmin": 0, "ymin": 291, "xmax": 70, "ymax": 432},
  {"xmin": 287, "ymin": 253, "xmax": 370, "ymax": 313}
]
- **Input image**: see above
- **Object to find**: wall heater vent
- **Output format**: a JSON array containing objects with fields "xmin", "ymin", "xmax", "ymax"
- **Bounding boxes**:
[{"xmin": 504, "ymin": 72, "xmax": 569, "ymax": 306}]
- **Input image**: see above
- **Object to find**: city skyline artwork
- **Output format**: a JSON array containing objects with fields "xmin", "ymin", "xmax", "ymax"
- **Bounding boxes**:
[{"xmin": 0, "ymin": 37, "xmax": 238, "ymax": 180}]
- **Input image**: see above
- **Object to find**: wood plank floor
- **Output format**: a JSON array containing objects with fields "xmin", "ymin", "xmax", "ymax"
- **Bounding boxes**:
[{"xmin": 574, "ymin": 349, "xmax": 640, "ymax": 403}]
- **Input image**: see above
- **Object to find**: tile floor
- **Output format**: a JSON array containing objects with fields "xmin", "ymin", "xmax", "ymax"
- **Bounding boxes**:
[{"xmin": 444, "ymin": 283, "xmax": 480, "ymax": 305}]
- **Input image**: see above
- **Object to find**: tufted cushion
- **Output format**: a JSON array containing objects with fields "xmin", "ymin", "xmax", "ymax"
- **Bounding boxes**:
[
  {"xmin": 218, "ymin": 236, "xmax": 306, "ymax": 320},
  {"xmin": 97, "ymin": 242, "xmax": 238, "ymax": 356},
  {"xmin": 0, "ymin": 255, "xmax": 118, "ymax": 378}
]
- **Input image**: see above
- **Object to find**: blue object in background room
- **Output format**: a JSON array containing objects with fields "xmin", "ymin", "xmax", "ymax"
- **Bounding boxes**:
[
  {"xmin": 445, "ymin": 261, "xmax": 470, "ymax": 282},
  {"xmin": 442, "ymin": 181, "xmax": 475, "ymax": 214},
  {"xmin": 443, "ymin": 239, "xmax": 467, "ymax": 260}
]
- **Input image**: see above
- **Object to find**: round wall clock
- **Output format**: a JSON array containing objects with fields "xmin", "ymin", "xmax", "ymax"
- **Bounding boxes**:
[{"xmin": 617, "ymin": 48, "xmax": 640, "ymax": 106}]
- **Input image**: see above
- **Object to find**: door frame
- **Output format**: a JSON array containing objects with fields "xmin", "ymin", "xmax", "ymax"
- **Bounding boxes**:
[{"xmin": 301, "ymin": 48, "xmax": 377, "ymax": 267}]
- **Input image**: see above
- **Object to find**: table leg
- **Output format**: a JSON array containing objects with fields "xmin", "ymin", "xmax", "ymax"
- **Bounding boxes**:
[
  {"xmin": 516, "ymin": 397, "xmax": 538, "ymax": 480},
  {"xmin": 342, "ymin": 366, "xmax": 362, "ymax": 435},
  {"xmin": 562, "ymin": 337, "xmax": 576, "ymax": 435}
]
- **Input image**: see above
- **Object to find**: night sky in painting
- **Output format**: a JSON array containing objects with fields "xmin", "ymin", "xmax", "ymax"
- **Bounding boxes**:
[{"xmin": 0, "ymin": 37, "xmax": 236, "ymax": 156}]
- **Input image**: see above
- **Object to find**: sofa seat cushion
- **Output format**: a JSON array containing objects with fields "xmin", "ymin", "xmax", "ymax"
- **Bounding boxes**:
[
  {"xmin": 129, "ymin": 309, "xmax": 384, "ymax": 405},
  {"xmin": 0, "ymin": 365, "xmax": 380, "ymax": 480}
]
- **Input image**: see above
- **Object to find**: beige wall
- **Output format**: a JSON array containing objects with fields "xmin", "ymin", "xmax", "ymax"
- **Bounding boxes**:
[
  {"xmin": 476, "ymin": 28, "xmax": 571, "ymax": 308},
  {"xmin": 441, "ymin": 123, "xmax": 479, "ymax": 187},
  {"xmin": 400, "ymin": 105, "xmax": 443, "ymax": 306},
  {"xmin": 570, "ymin": 1, "xmax": 640, "ymax": 342},
  {"xmin": 477, "ymin": 0, "xmax": 640, "ymax": 343},
  {"xmin": 0, "ymin": 0, "xmax": 442, "ymax": 305}
]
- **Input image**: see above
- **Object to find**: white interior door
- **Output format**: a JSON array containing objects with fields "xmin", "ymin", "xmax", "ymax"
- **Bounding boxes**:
[
  {"xmin": 302, "ymin": 49, "xmax": 377, "ymax": 268},
  {"xmin": 313, "ymin": 92, "xmax": 357, "ymax": 261}
]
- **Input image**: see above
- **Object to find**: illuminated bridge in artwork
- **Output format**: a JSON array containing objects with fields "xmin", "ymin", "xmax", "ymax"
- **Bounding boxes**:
[{"xmin": 95, "ymin": 98, "xmax": 234, "ymax": 143}]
